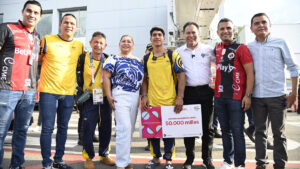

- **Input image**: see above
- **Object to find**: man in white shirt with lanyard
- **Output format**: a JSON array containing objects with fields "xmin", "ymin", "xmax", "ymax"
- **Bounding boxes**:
[{"xmin": 176, "ymin": 22, "xmax": 216, "ymax": 169}]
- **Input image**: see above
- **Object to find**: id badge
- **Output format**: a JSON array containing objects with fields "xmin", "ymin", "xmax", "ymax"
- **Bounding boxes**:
[
  {"xmin": 28, "ymin": 55, "xmax": 33, "ymax": 65},
  {"xmin": 93, "ymin": 88, "xmax": 103, "ymax": 105}
]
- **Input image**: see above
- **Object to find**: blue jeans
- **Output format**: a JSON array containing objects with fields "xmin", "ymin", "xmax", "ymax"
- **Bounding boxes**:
[
  {"xmin": 212, "ymin": 108, "xmax": 219, "ymax": 129},
  {"xmin": 39, "ymin": 92, "xmax": 74, "ymax": 167},
  {"xmin": 246, "ymin": 109, "xmax": 255, "ymax": 134},
  {"xmin": 214, "ymin": 97, "xmax": 245, "ymax": 167},
  {"xmin": 0, "ymin": 90, "xmax": 35, "ymax": 168}
]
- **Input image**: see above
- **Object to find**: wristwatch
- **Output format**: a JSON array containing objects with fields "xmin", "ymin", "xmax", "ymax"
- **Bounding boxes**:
[
  {"xmin": 245, "ymin": 93, "xmax": 252, "ymax": 97},
  {"xmin": 141, "ymin": 93, "xmax": 148, "ymax": 99}
]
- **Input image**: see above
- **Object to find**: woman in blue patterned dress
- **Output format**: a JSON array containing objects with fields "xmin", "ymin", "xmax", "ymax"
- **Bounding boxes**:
[{"xmin": 103, "ymin": 35, "xmax": 144, "ymax": 169}]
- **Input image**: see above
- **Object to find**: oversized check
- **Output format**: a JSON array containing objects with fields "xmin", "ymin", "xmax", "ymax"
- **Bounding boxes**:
[{"xmin": 140, "ymin": 104, "xmax": 202, "ymax": 138}]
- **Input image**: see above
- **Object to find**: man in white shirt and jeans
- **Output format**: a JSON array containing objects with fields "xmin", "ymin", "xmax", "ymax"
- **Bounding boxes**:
[{"xmin": 176, "ymin": 22, "xmax": 215, "ymax": 169}]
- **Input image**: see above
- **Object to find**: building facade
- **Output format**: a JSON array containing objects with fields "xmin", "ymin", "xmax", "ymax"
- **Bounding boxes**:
[{"xmin": 0, "ymin": 0, "xmax": 177, "ymax": 57}]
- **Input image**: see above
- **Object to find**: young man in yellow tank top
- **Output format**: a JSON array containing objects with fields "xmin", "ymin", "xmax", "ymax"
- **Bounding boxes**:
[
  {"xmin": 38, "ymin": 14, "xmax": 84, "ymax": 169},
  {"xmin": 141, "ymin": 27, "xmax": 186, "ymax": 169}
]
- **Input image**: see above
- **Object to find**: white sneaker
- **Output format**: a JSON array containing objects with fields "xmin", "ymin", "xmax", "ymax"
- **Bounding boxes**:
[
  {"xmin": 29, "ymin": 125, "xmax": 41, "ymax": 132},
  {"xmin": 33, "ymin": 125, "xmax": 41, "ymax": 132},
  {"xmin": 236, "ymin": 166, "xmax": 245, "ymax": 169},
  {"xmin": 42, "ymin": 165, "xmax": 54, "ymax": 169},
  {"xmin": 218, "ymin": 162, "xmax": 235, "ymax": 169}
]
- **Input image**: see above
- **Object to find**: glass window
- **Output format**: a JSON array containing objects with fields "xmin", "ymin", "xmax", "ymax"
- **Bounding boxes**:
[
  {"xmin": 0, "ymin": 14, "xmax": 3, "ymax": 24},
  {"xmin": 35, "ymin": 12, "xmax": 52, "ymax": 38},
  {"xmin": 59, "ymin": 7, "xmax": 86, "ymax": 38}
]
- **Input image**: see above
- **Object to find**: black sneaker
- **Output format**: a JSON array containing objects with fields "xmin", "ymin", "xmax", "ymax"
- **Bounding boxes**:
[
  {"xmin": 144, "ymin": 145, "xmax": 150, "ymax": 151},
  {"xmin": 203, "ymin": 160, "xmax": 215, "ymax": 169},
  {"xmin": 77, "ymin": 139, "xmax": 83, "ymax": 146},
  {"xmin": 267, "ymin": 141, "xmax": 274, "ymax": 150},
  {"xmin": 214, "ymin": 128, "xmax": 222, "ymax": 138},
  {"xmin": 182, "ymin": 164, "xmax": 192, "ymax": 169},
  {"xmin": 93, "ymin": 135, "xmax": 99, "ymax": 142},
  {"xmin": 256, "ymin": 165, "xmax": 266, "ymax": 169},
  {"xmin": 9, "ymin": 167, "xmax": 24, "ymax": 169},
  {"xmin": 53, "ymin": 161, "xmax": 73, "ymax": 169}
]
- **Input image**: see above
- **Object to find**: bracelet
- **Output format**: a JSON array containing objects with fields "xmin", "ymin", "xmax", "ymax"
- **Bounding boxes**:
[{"xmin": 141, "ymin": 94, "xmax": 148, "ymax": 99}]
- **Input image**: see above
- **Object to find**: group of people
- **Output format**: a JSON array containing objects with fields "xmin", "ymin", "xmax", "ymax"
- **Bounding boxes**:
[{"xmin": 0, "ymin": 1, "xmax": 298, "ymax": 169}]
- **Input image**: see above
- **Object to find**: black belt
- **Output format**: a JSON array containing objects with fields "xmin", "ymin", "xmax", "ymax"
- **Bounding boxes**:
[{"xmin": 186, "ymin": 84, "xmax": 209, "ymax": 89}]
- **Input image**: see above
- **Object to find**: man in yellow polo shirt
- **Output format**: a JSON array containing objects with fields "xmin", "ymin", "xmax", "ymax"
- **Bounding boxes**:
[
  {"xmin": 141, "ymin": 27, "xmax": 185, "ymax": 169},
  {"xmin": 38, "ymin": 14, "xmax": 84, "ymax": 169}
]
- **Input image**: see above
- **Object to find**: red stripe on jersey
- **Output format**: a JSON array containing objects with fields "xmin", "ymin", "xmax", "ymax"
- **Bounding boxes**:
[
  {"xmin": 8, "ymin": 23, "xmax": 31, "ymax": 90},
  {"xmin": 214, "ymin": 43, "xmax": 223, "ymax": 98}
]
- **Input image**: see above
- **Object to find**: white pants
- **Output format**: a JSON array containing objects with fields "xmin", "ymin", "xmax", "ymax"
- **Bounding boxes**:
[{"xmin": 112, "ymin": 87, "xmax": 139, "ymax": 167}]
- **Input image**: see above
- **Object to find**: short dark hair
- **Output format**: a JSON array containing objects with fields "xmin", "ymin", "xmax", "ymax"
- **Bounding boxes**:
[
  {"xmin": 91, "ymin": 31, "xmax": 106, "ymax": 40},
  {"xmin": 150, "ymin": 27, "xmax": 165, "ymax": 36},
  {"xmin": 60, "ymin": 13, "xmax": 77, "ymax": 24},
  {"xmin": 251, "ymin": 13, "xmax": 270, "ymax": 26},
  {"xmin": 183, "ymin": 22, "xmax": 199, "ymax": 33},
  {"xmin": 217, "ymin": 18, "xmax": 233, "ymax": 29},
  {"xmin": 22, "ymin": 0, "xmax": 43, "ymax": 15}
]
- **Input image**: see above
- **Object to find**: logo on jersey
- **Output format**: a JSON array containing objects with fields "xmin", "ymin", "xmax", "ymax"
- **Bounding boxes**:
[
  {"xmin": 12, "ymin": 29, "xmax": 23, "ymax": 33},
  {"xmin": 216, "ymin": 63, "xmax": 235, "ymax": 73},
  {"xmin": 176, "ymin": 57, "xmax": 184, "ymax": 69},
  {"xmin": 4, "ymin": 57, "xmax": 14, "ymax": 65},
  {"xmin": 228, "ymin": 52, "xmax": 235, "ymax": 60},
  {"xmin": 232, "ymin": 84, "xmax": 240, "ymax": 91},
  {"xmin": 233, "ymin": 72, "xmax": 241, "ymax": 91},
  {"xmin": 25, "ymin": 78, "xmax": 31, "ymax": 87},
  {"xmin": 1, "ymin": 57, "xmax": 14, "ymax": 81},
  {"xmin": 15, "ymin": 48, "xmax": 32, "ymax": 56},
  {"xmin": 235, "ymin": 72, "xmax": 240, "ymax": 84}
]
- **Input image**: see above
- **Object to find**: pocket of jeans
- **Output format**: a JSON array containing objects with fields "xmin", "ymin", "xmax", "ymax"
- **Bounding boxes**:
[
  {"xmin": 0, "ymin": 90, "xmax": 9, "ymax": 105},
  {"xmin": 281, "ymin": 95, "xmax": 287, "ymax": 108}
]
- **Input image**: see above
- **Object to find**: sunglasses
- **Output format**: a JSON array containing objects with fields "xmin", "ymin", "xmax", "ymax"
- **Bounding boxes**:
[{"xmin": 152, "ymin": 53, "xmax": 165, "ymax": 61}]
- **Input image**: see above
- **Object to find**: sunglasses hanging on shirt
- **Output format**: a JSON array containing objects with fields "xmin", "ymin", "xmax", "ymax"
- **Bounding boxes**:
[{"xmin": 152, "ymin": 52, "xmax": 165, "ymax": 61}]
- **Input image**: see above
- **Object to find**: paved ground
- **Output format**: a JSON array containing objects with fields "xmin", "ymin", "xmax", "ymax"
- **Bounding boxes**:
[{"xmin": 3, "ymin": 110, "xmax": 300, "ymax": 169}]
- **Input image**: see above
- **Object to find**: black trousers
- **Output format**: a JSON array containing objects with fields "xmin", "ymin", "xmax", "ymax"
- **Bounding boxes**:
[{"xmin": 183, "ymin": 85, "xmax": 214, "ymax": 164}]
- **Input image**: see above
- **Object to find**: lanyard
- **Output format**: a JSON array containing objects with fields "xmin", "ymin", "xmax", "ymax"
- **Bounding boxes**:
[
  {"xmin": 27, "ymin": 32, "xmax": 36, "ymax": 50},
  {"xmin": 26, "ymin": 31, "xmax": 36, "ymax": 65},
  {"xmin": 20, "ymin": 20, "xmax": 36, "ymax": 51},
  {"xmin": 90, "ymin": 52, "xmax": 104, "ymax": 84}
]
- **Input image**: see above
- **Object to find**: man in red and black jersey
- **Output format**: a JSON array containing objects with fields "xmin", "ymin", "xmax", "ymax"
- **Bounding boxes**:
[
  {"xmin": 0, "ymin": 1, "xmax": 42, "ymax": 169},
  {"xmin": 214, "ymin": 18, "xmax": 254, "ymax": 169}
]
